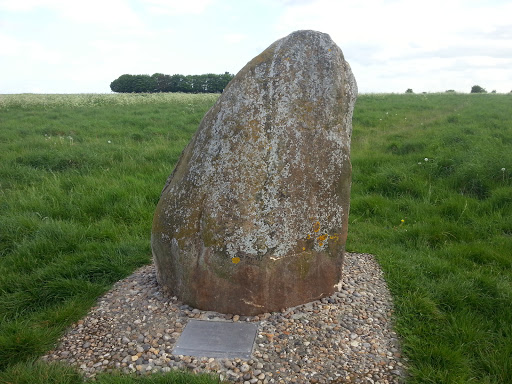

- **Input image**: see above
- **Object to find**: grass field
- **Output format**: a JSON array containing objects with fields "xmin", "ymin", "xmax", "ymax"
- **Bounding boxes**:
[{"xmin": 0, "ymin": 92, "xmax": 511, "ymax": 383}]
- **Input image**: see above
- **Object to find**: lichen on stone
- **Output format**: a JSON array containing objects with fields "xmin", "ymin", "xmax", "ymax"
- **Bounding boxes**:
[{"xmin": 152, "ymin": 30, "xmax": 357, "ymax": 315}]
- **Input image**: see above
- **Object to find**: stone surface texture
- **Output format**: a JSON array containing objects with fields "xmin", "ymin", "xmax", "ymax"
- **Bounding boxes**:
[{"xmin": 152, "ymin": 30, "xmax": 358, "ymax": 315}]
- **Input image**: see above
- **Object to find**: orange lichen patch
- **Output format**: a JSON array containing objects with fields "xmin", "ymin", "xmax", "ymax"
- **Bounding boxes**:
[
  {"xmin": 302, "ymin": 247, "xmax": 306, "ymax": 251},
  {"xmin": 317, "ymin": 234, "xmax": 328, "ymax": 242},
  {"xmin": 329, "ymin": 234, "xmax": 339, "ymax": 241},
  {"xmin": 318, "ymin": 242, "xmax": 324, "ymax": 247},
  {"xmin": 306, "ymin": 234, "xmax": 311, "ymax": 239},
  {"xmin": 313, "ymin": 221, "xmax": 321, "ymax": 233},
  {"xmin": 231, "ymin": 257, "xmax": 241, "ymax": 264}
]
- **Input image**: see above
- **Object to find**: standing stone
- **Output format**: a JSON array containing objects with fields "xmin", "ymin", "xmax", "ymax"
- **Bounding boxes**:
[{"xmin": 152, "ymin": 30, "xmax": 357, "ymax": 316}]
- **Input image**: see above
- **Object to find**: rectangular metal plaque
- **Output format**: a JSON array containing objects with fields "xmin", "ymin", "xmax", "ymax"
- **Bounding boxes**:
[{"xmin": 172, "ymin": 319, "xmax": 259, "ymax": 359}]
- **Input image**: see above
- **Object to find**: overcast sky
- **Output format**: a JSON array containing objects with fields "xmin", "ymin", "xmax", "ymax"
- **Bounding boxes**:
[{"xmin": 1, "ymin": 0, "xmax": 511, "ymax": 94}]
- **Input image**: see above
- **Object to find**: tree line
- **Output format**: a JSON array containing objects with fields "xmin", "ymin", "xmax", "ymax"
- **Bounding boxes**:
[
  {"xmin": 110, "ymin": 72, "xmax": 235, "ymax": 93},
  {"xmin": 406, "ymin": 85, "xmax": 510, "ymax": 94}
]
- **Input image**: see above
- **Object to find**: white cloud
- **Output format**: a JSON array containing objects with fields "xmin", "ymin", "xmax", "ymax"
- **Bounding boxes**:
[
  {"xmin": 276, "ymin": 0, "xmax": 512, "ymax": 54},
  {"xmin": 0, "ymin": 33, "xmax": 62, "ymax": 63},
  {"xmin": 224, "ymin": 33, "xmax": 247, "ymax": 44},
  {"xmin": 62, "ymin": 0, "xmax": 142, "ymax": 28},
  {"xmin": 0, "ymin": 0, "xmax": 42, "ymax": 11},
  {"xmin": 0, "ymin": 0, "xmax": 142, "ymax": 29},
  {"xmin": 272, "ymin": 0, "xmax": 512, "ymax": 92},
  {"xmin": 0, "ymin": 33, "xmax": 20, "ymax": 56},
  {"xmin": 485, "ymin": 24, "xmax": 512, "ymax": 40},
  {"xmin": 144, "ymin": 0, "xmax": 213, "ymax": 15},
  {"xmin": 273, "ymin": 0, "xmax": 316, "ymax": 5}
]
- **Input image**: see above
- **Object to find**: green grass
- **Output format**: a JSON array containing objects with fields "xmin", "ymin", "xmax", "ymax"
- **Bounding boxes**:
[
  {"xmin": 349, "ymin": 93, "xmax": 512, "ymax": 383},
  {"xmin": 0, "ymin": 92, "xmax": 511, "ymax": 383},
  {"xmin": 0, "ymin": 361, "xmax": 221, "ymax": 384},
  {"xmin": 0, "ymin": 93, "xmax": 220, "ymax": 384}
]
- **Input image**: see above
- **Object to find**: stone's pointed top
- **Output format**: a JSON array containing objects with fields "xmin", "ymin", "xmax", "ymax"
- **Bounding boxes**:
[
  {"xmin": 277, "ymin": 29, "xmax": 332, "ymax": 41},
  {"xmin": 152, "ymin": 30, "xmax": 357, "ymax": 315},
  {"xmin": 277, "ymin": 29, "xmax": 337, "ymax": 47}
]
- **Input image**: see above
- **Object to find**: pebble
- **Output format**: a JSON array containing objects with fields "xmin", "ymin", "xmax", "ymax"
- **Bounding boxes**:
[{"xmin": 42, "ymin": 253, "xmax": 406, "ymax": 383}]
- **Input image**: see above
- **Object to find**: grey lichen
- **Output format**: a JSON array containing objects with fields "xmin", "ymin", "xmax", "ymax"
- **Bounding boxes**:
[{"xmin": 152, "ymin": 30, "xmax": 357, "ymax": 315}]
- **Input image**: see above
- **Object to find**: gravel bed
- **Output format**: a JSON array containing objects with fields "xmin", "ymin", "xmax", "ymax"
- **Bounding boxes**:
[{"xmin": 42, "ymin": 252, "xmax": 406, "ymax": 383}]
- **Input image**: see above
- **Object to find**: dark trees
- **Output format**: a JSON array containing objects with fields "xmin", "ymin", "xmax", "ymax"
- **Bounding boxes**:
[
  {"xmin": 110, "ymin": 72, "xmax": 234, "ymax": 93},
  {"xmin": 471, "ymin": 85, "xmax": 487, "ymax": 93}
]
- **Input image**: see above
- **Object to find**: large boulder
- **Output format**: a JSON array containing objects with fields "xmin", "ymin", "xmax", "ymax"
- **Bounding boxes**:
[{"xmin": 152, "ymin": 30, "xmax": 357, "ymax": 315}]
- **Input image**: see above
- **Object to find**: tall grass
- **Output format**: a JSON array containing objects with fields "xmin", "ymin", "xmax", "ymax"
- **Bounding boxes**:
[
  {"xmin": 0, "ymin": 93, "xmax": 219, "ymax": 383},
  {"xmin": 349, "ymin": 93, "xmax": 512, "ymax": 383},
  {"xmin": 0, "ymin": 92, "xmax": 511, "ymax": 383}
]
